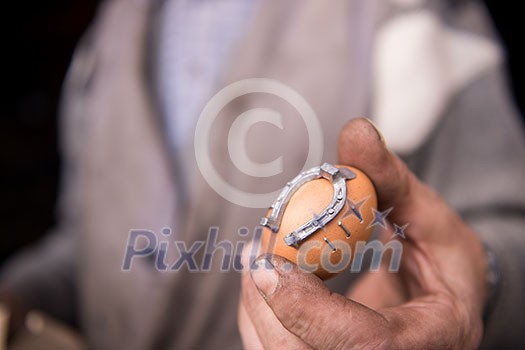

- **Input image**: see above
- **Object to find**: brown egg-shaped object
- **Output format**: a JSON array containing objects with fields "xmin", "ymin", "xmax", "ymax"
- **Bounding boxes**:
[{"xmin": 260, "ymin": 164, "xmax": 377, "ymax": 280}]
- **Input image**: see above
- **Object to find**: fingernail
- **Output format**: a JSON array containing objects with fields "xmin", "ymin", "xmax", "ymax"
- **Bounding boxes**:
[
  {"xmin": 250, "ymin": 257, "xmax": 279, "ymax": 299},
  {"xmin": 364, "ymin": 118, "xmax": 386, "ymax": 146}
]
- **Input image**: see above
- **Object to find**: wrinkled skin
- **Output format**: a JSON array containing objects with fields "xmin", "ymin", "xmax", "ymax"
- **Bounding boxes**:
[{"xmin": 239, "ymin": 118, "xmax": 487, "ymax": 350}]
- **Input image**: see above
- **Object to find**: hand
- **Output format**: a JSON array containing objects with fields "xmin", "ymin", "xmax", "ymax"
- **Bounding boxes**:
[
  {"xmin": 0, "ymin": 288, "xmax": 27, "ymax": 344},
  {"xmin": 238, "ymin": 118, "xmax": 489, "ymax": 349}
]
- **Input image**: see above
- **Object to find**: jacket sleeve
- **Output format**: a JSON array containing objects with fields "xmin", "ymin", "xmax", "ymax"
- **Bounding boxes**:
[{"xmin": 406, "ymin": 65, "xmax": 525, "ymax": 348}]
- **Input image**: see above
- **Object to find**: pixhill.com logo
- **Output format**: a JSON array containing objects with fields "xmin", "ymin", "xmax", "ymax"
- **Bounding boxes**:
[{"xmin": 121, "ymin": 226, "xmax": 403, "ymax": 274}]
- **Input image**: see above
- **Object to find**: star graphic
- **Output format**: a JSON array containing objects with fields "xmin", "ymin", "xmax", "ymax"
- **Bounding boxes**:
[
  {"xmin": 341, "ymin": 197, "xmax": 368, "ymax": 223},
  {"xmin": 367, "ymin": 207, "xmax": 393, "ymax": 229},
  {"xmin": 392, "ymin": 223, "xmax": 408, "ymax": 239}
]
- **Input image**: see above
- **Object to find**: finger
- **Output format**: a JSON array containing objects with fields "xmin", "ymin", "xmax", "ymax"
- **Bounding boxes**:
[
  {"xmin": 241, "ymin": 263, "xmax": 311, "ymax": 349},
  {"xmin": 337, "ymin": 118, "xmax": 453, "ymax": 248},
  {"xmin": 346, "ymin": 223, "xmax": 411, "ymax": 308},
  {"xmin": 238, "ymin": 241, "xmax": 265, "ymax": 349},
  {"xmin": 251, "ymin": 254, "xmax": 390, "ymax": 350},
  {"xmin": 337, "ymin": 117, "xmax": 445, "ymax": 237},
  {"xmin": 337, "ymin": 119, "xmax": 484, "ymax": 266},
  {"xmin": 338, "ymin": 118, "xmax": 421, "ymax": 215},
  {"xmin": 238, "ymin": 300, "xmax": 264, "ymax": 350},
  {"xmin": 240, "ymin": 242, "xmax": 310, "ymax": 349},
  {"xmin": 380, "ymin": 295, "xmax": 484, "ymax": 349},
  {"xmin": 346, "ymin": 268, "xmax": 408, "ymax": 309}
]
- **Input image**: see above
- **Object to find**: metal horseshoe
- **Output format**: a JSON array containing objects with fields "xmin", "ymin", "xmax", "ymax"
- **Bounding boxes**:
[{"xmin": 260, "ymin": 163, "xmax": 356, "ymax": 246}]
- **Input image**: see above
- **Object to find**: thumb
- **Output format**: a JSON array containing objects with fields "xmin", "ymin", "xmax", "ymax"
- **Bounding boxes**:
[
  {"xmin": 338, "ymin": 118, "xmax": 422, "ymax": 222},
  {"xmin": 250, "ymin": 254, "xmax": 389, "ymax": 350},
  {"xmin": 338, "ymin": 118, "xmax": 466, "ymax": 246}
]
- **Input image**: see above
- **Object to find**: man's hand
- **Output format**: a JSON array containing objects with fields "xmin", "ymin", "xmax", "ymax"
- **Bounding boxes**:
[
  {"xmin": 0, "ymin": 289, "xmax": 27, "ymax": 345},
  {"xmin": 238, "ymin": 118, "xmax": 488, "ymax": 349}
]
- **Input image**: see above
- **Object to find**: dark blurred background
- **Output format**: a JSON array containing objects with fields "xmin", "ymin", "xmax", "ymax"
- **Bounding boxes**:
[
  {"xmin": 0, "ymin": 0, "xmax": 99, "ymax": 264},
  {"xmin": 0, "ymin": 0, "xmax": 523, "ymax": 265}
]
